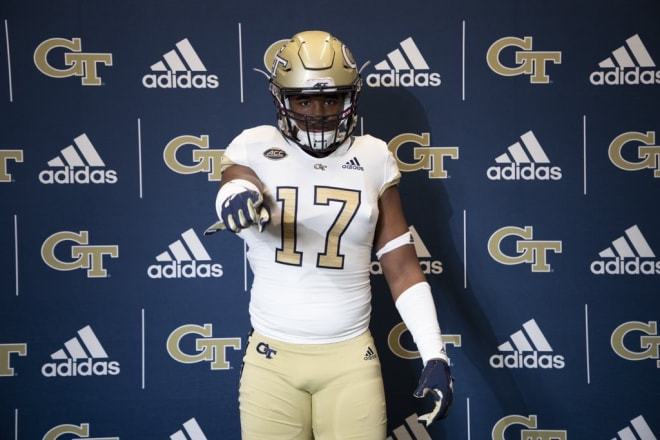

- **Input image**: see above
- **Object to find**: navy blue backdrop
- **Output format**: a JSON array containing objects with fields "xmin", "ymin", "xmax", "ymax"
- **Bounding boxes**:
[{"xmin": 1, "ymin": 0, "xmax": 659, "ymax": 438}]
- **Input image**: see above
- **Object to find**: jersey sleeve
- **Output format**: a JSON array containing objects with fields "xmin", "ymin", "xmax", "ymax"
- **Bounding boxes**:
[{"xmin": 381, "ymin": 142, "xmax": 401, "ymax": 196}]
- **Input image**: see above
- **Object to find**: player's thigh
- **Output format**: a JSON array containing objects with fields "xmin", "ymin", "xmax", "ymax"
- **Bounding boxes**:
[
  {"xmin": 312, "ymin": 345, "xmax": 387, "ymax": 439},
  {"xmin": 239, "ymin": 348, "xmax": 313, "ymax": 439}
]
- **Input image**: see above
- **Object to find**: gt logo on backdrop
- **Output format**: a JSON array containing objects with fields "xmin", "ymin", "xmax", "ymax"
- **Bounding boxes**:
[
  {"xmin": 611, "ymin": 321, "xmax": 660, "ymax": 368},
  {"xmin": 609, "ymin": 131, "xmax": 660, "ymax": 177},
  {"xmin": 488, "ymin": 226, "xmax": 562, "ymax": 272},
  {"xmin": 34, "ymin": 38, "xmax": 113, "ymax": 86},
  {"xmin": 43, "ymin": 423, "xmax": 118, "ymax": 440},
  {"xmin": 0, "ymin": 343, "xmax": 27, "ymax": 376},
  {"xmin": 492, "ymin": 414, "xmax": 567, "ymax": 440},
  {"xmin": 164, "ymin": 135, "xmax": 224, "ymax": 181},
  {"xmin": 388, "ymin": 322, "xmax": 461, "ymax": 361},
  {"xmin": 487, "ymin": 36, "xmax": 562, "ymax": 84},
  {"xmin": 167, "ymin": 324, "xmax": 241, "ymax": 370},
  {"xmin": 388, "ymin": 133, "xmax": 458, "ymax": 178},
  {"xmin": 41, "ymin": 231, "xmax": 119, "ymax": 278},
  {"xmin": 0, "ymin": 150, "xmax": 23, "ymax": 182}
]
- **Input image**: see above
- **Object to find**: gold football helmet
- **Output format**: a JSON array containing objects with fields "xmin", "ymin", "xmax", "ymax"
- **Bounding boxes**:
[{"xmin": 263, "ymin": 31, "xmax": 362, "ymax": 155}]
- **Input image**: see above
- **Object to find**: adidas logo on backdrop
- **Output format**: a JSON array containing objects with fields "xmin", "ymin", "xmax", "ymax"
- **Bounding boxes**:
[
  {"xmin": 590, "ymin": 34, "xmax": 660, "ymax": 85},
  {"xmin": 366, "ymin": 37, "xmax": 441, "ymax": 88},
  {"xmin": 487, "ymin": 130, "xmax": 562, "ymax": 181},
  {"xmin": 612, "ymin": 415, "xmax": 657, "ymax": 440},
  {"xmin": 370, "ymin": 226, "xmax": 442, "ymax": 275},
  {"xmin": 39, "ymin": 134, "xmax": 117, "ymax": 184},
  {"xmin": 171, "ymin": 418, "xmax": 208, "ymax": 440},
  {"xmin": 591, "ymin": 225, "xmax": 659, "ymax": 275},
  {"xmin": 41, "ymin": 325, "xmax": 120, "ymax": 377},
  {"xmin": 490, "ymin": 319, "xmax": 565, "ymax": 369},
  {"xmin": 387, "ymin": 413, "xmax": 431, "ymax": 440},
  {"xmin": 147, "ymin": 228, "xmax": 223, "ymax": 279},
  {"xmin": 142, "ymin": 38, "xmax": 219, "ymax": 89}
]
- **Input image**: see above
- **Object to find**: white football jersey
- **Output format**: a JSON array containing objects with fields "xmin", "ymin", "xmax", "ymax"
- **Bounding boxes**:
[{"xmin": 222, "ymin": 125, "xmax": 401, "ymax": 344}]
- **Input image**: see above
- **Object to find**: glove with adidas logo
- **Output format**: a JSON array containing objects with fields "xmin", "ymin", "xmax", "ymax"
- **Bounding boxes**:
[
  {"xmin": 414, "ymin": 358, "xmax": 454, "ymax": 426},
  {"xmin": 212, "ymin": 179, "xmax": 270, "ymax": 233}
]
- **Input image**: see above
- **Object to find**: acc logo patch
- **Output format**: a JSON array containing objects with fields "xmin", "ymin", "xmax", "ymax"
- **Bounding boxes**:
[{"xmin": 263, "ymin": 148, "xmax": 287, "ymax": 160}]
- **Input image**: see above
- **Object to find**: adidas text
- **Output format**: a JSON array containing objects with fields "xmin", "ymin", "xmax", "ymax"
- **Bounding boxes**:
[
  {"xmin": 370, "ymin": 259, "xmax": 442, "ymax": 275},
  {"xmin": 590, "ymin": 67, "xmax": 660, "ymax": 86},
  {"xmin": 41, "ymin": 358, "xmax": 120, "ymax": 377},
  {"xmin": 490, "ymin": 352, "xmax": 565, "ymax": 369},
  {"xmin": 142, "ymin": 71, "xmax": 219, "ymax": 89},
  {"xmin": 590, "ymin": 257, "xmax": 660, "ymax": 275},
  {"xmin": 366, "ymin": 70, "xmax": 441, "ymax": 87},
  {"xmin": 147, "ymin": 261, "xmax": 223, "ymax": 279},
  {"xmin": 39, "ymin": 167, "xmax": 117, "ymax": 184},
  {"xmin": 487, "ymin": 163, "xmax": 562, "ymax": 180}
]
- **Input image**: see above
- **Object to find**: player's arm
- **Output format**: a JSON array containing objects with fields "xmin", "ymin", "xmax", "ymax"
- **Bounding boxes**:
[
  {"xmin": 206, "ymin": 164, "xmax": 270, "ymax": 234},
  {"xmin": 375, "ymin": 185, "xmax": 454, "ymax": 425}
]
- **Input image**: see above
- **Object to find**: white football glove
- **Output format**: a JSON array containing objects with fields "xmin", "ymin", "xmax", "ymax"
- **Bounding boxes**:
[{"xmin": 414, "ymin": 358, "xmax": 454, "ymax": 426}]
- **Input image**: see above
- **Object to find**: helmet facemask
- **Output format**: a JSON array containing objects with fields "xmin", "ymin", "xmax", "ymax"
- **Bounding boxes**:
[{"xmin": 270, "ymin": 83, "xmax": 360, "ymax": 156}]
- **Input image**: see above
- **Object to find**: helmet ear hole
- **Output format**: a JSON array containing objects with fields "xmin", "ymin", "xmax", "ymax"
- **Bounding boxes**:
[{"xmin": 265, "ymin": 31, "xmax": 362, "ymax": 155}]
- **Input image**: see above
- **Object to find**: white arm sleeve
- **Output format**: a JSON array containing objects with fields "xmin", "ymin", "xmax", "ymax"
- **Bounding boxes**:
[{"xmin": 395, "ymin": 281, "xmax": 448, "ymax": 366}]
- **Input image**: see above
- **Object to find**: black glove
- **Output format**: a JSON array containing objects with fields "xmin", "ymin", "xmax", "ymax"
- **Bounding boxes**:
[{"xmin": 413, "ymin": 358, "xmax": 454, "ymax": 426}]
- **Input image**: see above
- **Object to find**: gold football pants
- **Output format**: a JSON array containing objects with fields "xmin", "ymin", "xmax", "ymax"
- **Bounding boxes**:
[{"xmin": 239, "ymin": 330, "xmax": 387, "ymax": 440}]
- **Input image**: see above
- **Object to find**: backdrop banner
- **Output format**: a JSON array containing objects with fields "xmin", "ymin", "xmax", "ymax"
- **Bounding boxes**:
[{"xmin": 1, "ymin": 1, "xmax": 659, "ymax": 438}]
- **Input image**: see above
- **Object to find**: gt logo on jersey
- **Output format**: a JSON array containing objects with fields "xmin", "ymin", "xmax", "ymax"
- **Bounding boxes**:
[
  {"xmin": 609, "ymin": 131, "xmax": 660, "ymax": 177},
  {"xmin": 41, "ymin": 231, "xmax": 119, "ymax": 278},
  {"xmin": 43, "ymin": 423, "xmax": 118, "ymax": 440},
  {"xmin": 0, "ymin": 150, "xmax": 23, "ymax": 182},
  {"xmin": 611, "ymin": 321, "xmax": 660, "ymax": 368},
  {"xmin": 164, "ymin": 135, "xmax": 224, "ymax": 181},
  {"xmin": 487, "ymin": 36, "xmax": 562, "ymax": 84},
  {"xmin": 0, "ymin": 343, "xmax": 27, "ymax": 376},
  {"xmin": 34, "ymin": 38, "xmax": 113, "ymax": 86},
  {"xmin": 492, "ymin": 414, "xmax": 566, "ymax": 440},
  {"xmin": 488, "ymin": 226, "xmax": 562, "ymax": 272},
  {"xmin": 388, "ymin": 322, "xmax": 461, "ymax": 360},
  {"xmin": 388, "ymin": 133, "xmax": 458, "ymax": 179},
  {"xmin": 167, "ymin": 324, "xmax": 241, "ymax": 370}
]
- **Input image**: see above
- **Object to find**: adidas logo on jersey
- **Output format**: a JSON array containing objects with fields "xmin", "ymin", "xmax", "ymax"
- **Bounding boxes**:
[
  {"xmin": 142, "ymin": 38, "xmax": 219, "ymax": 89},
  {"xmin": 590, "ymin": 225, "xmax": 659, "ymax": 275},
  {"xmin": 590, "ymin": 34, "xmax": 660, "ymax": 85},
  {"xmin": 342, "ymin": 157, "xmax": 364, "ymax": 171},
  {"xmin": 366, "ymin": 37, "xmax": 441, "ymax": 88},
  {"xmin": 39, "ymin": 133, "xmax": 117, "ymax": 184},
  {"xmin": 41, "ymin": 325, "xmax": 120, "ymax": 377},
  {"xmin": 147, "ymin": 228, "xmax": 223, "ymax": 279},
  {"xmin": 487, "ymin": 131, "xmax": 562, "ymax": 181},
  {"xmin": 490, "ymin": 319, "xmax": 565, "ymax": 369},
  {"xmin": 612, "ymin": 415, "xmax": 657, "ymax": 440},
  {"xmin": 364, "ymin": 346, "xmax": 377, "ymax": 360},
  {"xmin": 171, "ymin": 418, "xmax": 208, "ymax": 440}
]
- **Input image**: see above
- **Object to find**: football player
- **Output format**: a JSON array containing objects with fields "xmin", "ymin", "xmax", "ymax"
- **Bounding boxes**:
[{"xmin": 208, "ymin": 30, "xmax": 453, "ymax": 439}]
